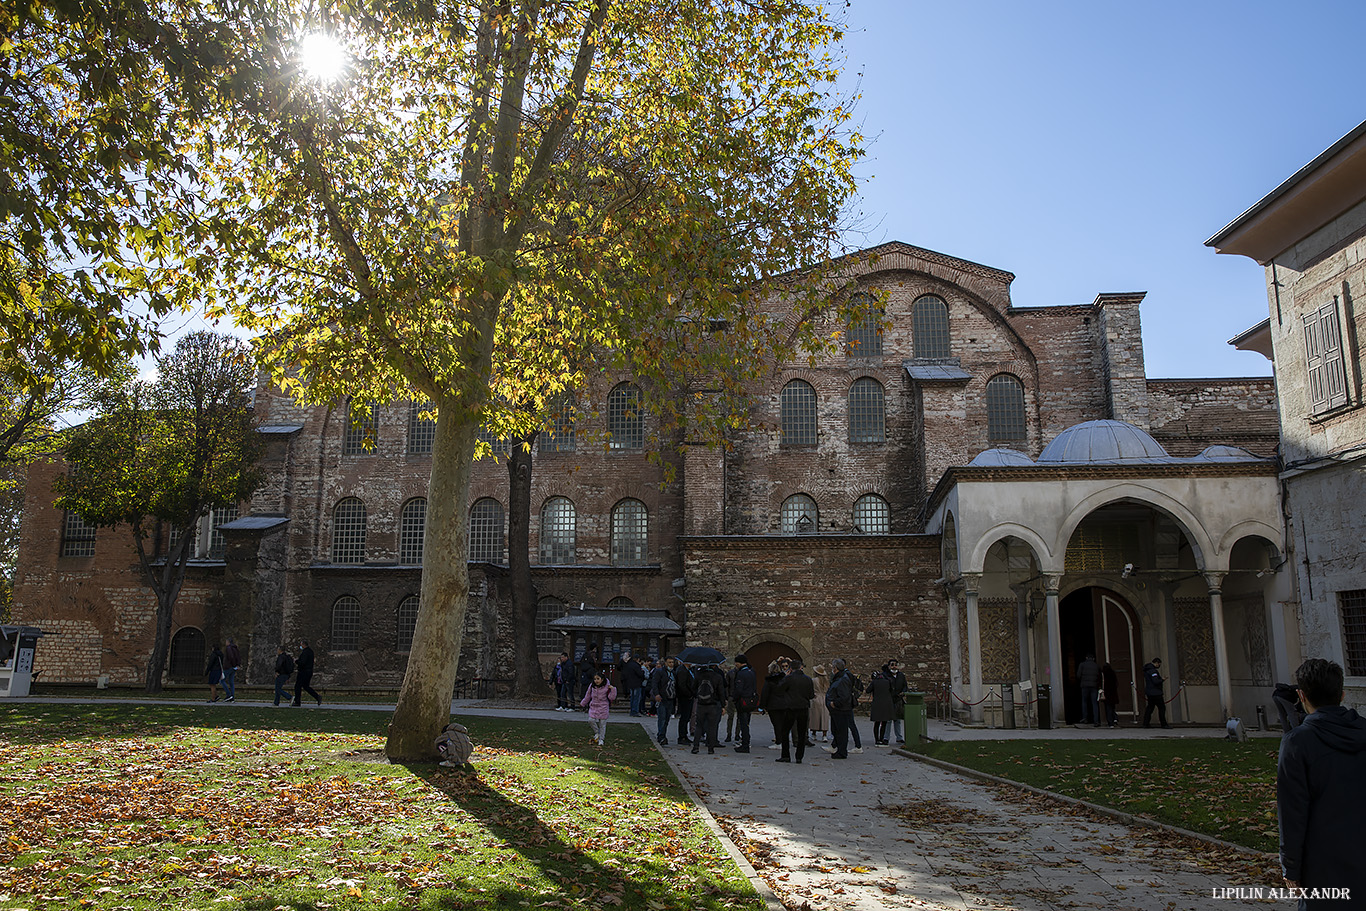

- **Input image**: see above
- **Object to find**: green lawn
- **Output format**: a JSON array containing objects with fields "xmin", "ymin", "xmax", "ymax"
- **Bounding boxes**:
[
  {"xmin": 0, "ymin": 705, "xmax": 764, "ymax": 911},
  {"xmin": 920, "ymin": 738, "xmax": 1280, "ymax": 852}
]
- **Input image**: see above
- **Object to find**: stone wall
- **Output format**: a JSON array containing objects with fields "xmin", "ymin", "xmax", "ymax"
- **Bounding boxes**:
[{"xmin": 1146, "ymin": 378, "xmax": 1280, "ymax": 456}]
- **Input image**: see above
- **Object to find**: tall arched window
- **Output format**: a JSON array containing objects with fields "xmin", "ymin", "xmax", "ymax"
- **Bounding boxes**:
[
  {"xmin": 986, "ymin": 374, "xmax": 1027, "ymax": 442},
  {"xmin": 408, "ymin": 401, "xmax": 435, "ymax": 455},
  {"xmin": 848, "ymin": 378, "xmax": 885, "ymax": 443},
  {"xmin": 61, "ymin": 511, "xmax": 97, "ymax": 557},
  {"xmin": 780, "ymin": 493, "xmax": 819, "ymax": 534},
  {"xmin": 912, "ymin": 295, "xmax": 951, "ymax": 359},
  {"xmin": 332, "ymin": 596, "xmax": 361, "ymax": 651},
  {"xmin": 611, "ymin": 499, "xmax": 649, "ymax": 566},
  {"xmin": 780, "ymin": 380, "xmax": 818, "ymax": 446},
  {"xmin": 536, "ymin": 596, "xmax": 565, "ymax": 651},
  {"xmin": 607, "ymin": 383, "xmax": 644, "ymax": 450},
  {"xmin": 846, "ymin": 292, "xmax": 883, "ymax": 357},
  {"xmin": 396, "ymin": 595, "xmax": 420, "ymax": 652},
  {"xmin": 540, "ymin": 397, "xmax": 576, "ymax": 452},
  {"xmin": 853, "ymin": 494, "xmax": 890, "ymax": 534},
  {"xmin": 539, "ymin": 497, "xmax": 576, "ymax": 564},
  {"xmin": 343, "ymin": 401, "xmax": 376, "ymax": 455},
  {"xmin": 167, "ymin": 627, "xmax": 205, "ymax": 679},
  {"xmin": 332, "ymin": 498, "xmax": 367, "ymax": 564},
  {"xmin": 400, "ymin": 498, "xmax": 427, "ymax": 564},
  {"xmin": 468, "ymin": 498, "xmax": 505, "ymax": 563}
]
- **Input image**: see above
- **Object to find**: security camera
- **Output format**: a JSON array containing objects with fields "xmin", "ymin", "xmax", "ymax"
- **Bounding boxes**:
[{"xmin": 1121, "ymin": 563, "xmax": 1134, "ymax": 578}]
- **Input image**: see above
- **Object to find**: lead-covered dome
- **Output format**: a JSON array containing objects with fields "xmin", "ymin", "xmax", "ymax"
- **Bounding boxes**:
[
  {"xmin": 1038, "ymin": 420, "xmax": 1171, "ymax": 464},
  {"xmin": 968, "ymin": 447, "xmax": 1036, "ymax": 467}
]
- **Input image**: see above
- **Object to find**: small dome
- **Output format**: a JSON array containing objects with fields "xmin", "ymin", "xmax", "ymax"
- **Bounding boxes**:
[
  {"xmin": 1195, "ymin": 444, "xmax": 1262, "ymax": 462},
  {"xmin": 968, "ymin": 447, "xmax": 1035, "ymax": 467},
  {"xmin": 1038, "ymin": 420, "xmax": 1171, "ymax": 464}
]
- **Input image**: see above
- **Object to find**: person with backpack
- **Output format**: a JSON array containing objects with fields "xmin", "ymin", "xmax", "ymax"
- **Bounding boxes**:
[
  {"xmin": 273, "ymin": 644, "xmax": 294, "ymax": 706},
  {"xmin": 434, "ymin": 721, "xmax": 474, "ymax": 770},
  {"xmin": 650, "ymin": 656, "xmax": 681, "ymax": 745},
  {"xmin": 731, "ymin": 654, "xmax": 759, "ymax": 753},
  {"xmin": 579, "ymin": 672, "xmax": 617, "ymax": 746},
  {"xmin": 691, "ymin": 663, "xmax": 728, "ymax": 754}
]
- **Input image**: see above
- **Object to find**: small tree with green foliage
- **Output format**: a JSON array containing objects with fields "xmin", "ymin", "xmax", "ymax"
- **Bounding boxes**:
[{"xmin": 55, "ymin": 332, "xmax": 264, "ymax": 693}]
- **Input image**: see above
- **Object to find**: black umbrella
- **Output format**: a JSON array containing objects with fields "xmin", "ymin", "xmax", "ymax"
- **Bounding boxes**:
[{"xmin": 674, "ymin": 645, "xmax": 726, "ymax": 666}]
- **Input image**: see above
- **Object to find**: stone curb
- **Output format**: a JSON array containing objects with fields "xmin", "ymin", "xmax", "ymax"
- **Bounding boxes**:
[
  {"xmin": 896, "ymin": 747, "xmax": 1277, "ymax": 861},
  {"xmin": 653, "ymin": 743, "xmax": 787, "ymax": 911}
]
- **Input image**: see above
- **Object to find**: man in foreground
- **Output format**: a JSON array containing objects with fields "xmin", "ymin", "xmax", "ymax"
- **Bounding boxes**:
[{"xmin": 1277, "ymin": 657, "xmax": 1366, "ymax": 909}]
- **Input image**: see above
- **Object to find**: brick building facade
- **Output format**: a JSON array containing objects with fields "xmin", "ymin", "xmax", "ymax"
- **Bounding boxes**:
[{"xmin": 13, "ymin": 242, "xmax": 1284, "ymax": 717}]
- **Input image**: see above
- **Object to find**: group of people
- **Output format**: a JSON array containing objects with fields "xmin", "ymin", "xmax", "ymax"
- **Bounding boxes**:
[
  {"xmin": 203, "ymin": 638, "xmax": 321, "ymax": 706},
  {"xmin": 1075, "ymin": 654, "xmax": 1173, "ymax": 728}
]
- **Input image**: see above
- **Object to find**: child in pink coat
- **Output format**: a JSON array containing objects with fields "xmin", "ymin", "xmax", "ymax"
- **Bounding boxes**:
[{"xmin": 579, "ymin": 673, "xmax": 618, "ymax": 746}]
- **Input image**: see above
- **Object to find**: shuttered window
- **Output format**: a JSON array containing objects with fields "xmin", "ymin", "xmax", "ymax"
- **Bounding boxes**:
[{"xmin": 1305, "ymin": 300, "xmax": 1349, "ymax": 414}]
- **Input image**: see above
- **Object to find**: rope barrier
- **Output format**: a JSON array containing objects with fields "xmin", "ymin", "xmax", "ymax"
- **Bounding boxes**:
[{"xmin": 949, "ymin": 689, "xmax": 994, "ymax": 707}]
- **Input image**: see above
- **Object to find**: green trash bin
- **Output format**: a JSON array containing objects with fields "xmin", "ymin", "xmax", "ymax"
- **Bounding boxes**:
[{"xmin": 902, "ymin": 692, "xmax": 927, "ymax": 748}]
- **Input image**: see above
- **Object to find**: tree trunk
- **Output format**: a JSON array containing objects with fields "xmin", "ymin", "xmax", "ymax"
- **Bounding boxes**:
[
  {"xmin": 508, "ymin": 431, "xmax": 541, "ymax": 698},
  {"xmin": 140, "ymin": 529, "xmax": 190, "ymax": 695},
  {"xmin": 144, "ymin": 587, "xmax": 176, "ymax": 694},
  {"xmin": 386, "ymin": 401, "xmax": 479, "ymax": 760}
]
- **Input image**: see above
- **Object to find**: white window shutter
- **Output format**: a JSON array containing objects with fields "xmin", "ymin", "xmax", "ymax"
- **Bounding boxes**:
[
  {"xmin": 1304, "ymin": 310, "xmax": 1328, "ymax": 412},
  {"xmin": 1320, "ymin": 300, "xmax": 1349, "ymax": 410}
]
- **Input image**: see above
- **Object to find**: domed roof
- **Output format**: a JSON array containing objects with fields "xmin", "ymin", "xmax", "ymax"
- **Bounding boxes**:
[
  {"xmin": 968, "ymin": 447, "xmax": 1035, "ymax": 467},
  {"xmin": 1038, "ymin": 420, "xmax": 1172, "ymax": 464},
  {"xmin": 1195, "ymin": 444, "xmax": 1263, "ymax": 462}
]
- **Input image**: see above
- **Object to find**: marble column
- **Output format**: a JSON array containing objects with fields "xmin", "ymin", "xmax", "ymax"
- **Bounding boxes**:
[
  {"xmin": 946, "ymin": 582, "xmax": 963, "ymax": 707},
  {"xmin": 964, "ymin": 573, "xmax": 984, "ymax": 723},
  {"xmin": 1044, "ymin": 575, "xmax": 1064, "ymax": 725},
  {"xmin": 1206, "ymin": 571, "xmax": 1234, "ymax": 721}
]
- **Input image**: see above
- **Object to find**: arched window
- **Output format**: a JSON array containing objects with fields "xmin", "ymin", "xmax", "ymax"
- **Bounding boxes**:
[
  {"xmin": 986, "ymin": 374, "xmax": 1027, "ymax": 442},
  {"xmin": 408, "ymin": 401, "xmax": 435, "ymax": 455},
  {"xmin": 332, "ymin": 596, "xmax": 361, "ymax": 651},
  {"xmin": 912, "ymin": 295, "xmax": 951, "ymax": 359},
  {"xmin": 848, "ymin": 378, "xmax": 885, "ymax": 443},
  {"xmin": 61, "ymin": 510, "xmax": 97, "ymax": 557},
  {"xmin": 400, "ymin": 499, "xmax": 427, "ymax": 565},
  {"xmin": 853, "ymin": 494, "xmax": 890, "ymax": 534},
  {"xmin": 780, "ymin": 493, "xmax": 819, "ymax": 534},
  {"xmin": 540, "ymin": 397, "xmax": 576, "ymax": 452},
  {"xmin": 780, "ymin": 380, "xmax": 817, "ymax": 446},
  {"xmin": 611, "ymin": 499, "xmax": 649, "ymax": 566},
  {"xmin": 167, "ymin": 627, "xmax": 205, "ymax": 679},
  {"xmin": 607, "ymin": 383, "xmax": 644, "ymax": 450},
  {"xmin": 468, "ymin": 498, "xmax": 505, "ymax": 563},
  {"xmin": 607, "ymin": 596, "xmax": 636, "ymax": 609},
  {"xmin": 539, "ymin": 497, "xmax": 576, "ymax": 564},
  {"xmin": 846, "ymin": 292, "xmax": 883, "ymax": 356},
  {"xmin": 343, "ymin": 401, "xmax": 376, "ymax": 455},
  {"xmin": 536, "ymin": 596, "xmax": 565, "ymax": 652},
  {"xmin": 396, "ymin": 595, "xmax": 420, "ymax": 652},
  {"xmin": 332, "ymin": 498, "xmax": 367, "ymax": 564}
]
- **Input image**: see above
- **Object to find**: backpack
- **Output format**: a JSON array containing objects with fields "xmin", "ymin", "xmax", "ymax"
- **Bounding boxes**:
[{"xmin": 696, "ymin": 673, "xmax": 718, "ymax": 705}]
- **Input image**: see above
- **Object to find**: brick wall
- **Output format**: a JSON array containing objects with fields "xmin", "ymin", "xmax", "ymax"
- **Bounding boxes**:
[{"xmin": 1146, "ymin": 378, "xmax": 1280, "ymax": 456}]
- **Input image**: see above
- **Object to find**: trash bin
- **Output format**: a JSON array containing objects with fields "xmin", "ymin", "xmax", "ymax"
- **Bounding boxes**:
[
  {"xmin": 902, "ymin": 692, "xmax": 927, "ymax": 748},
  {"xmin": 1037, "ymin": 683, "xmax": 1052, "ymax": 730}
]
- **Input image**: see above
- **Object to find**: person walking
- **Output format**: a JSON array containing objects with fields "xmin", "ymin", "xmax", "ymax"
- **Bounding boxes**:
[
  {"xmin": 885, "ymin": 659, "xmax": 908, "ymax": 744},
  {"xmin": 205, "ymin": 643, "xmax": 225, "ymax": 703},
  {"xmin": 551, "ymin": 652, "xmax": 575, "ymax": 711},
  {"xmin": 579, "ymin": 672, "xmax": 617, "ymax": 746},
  {"xmin": 650, "ymin": 656, "xmax": 680, "ymax": 745},
  {"xmin": 809, "ymin": 663, "xmax": 831, "ymax": 744},
  {"xmin": 1078, "ymin": 653, "xmax": 1101, "ymax": 726},
  {"xmin": 1101, "ymin": 662, "xmax": 1120, "ymax": 727},
  {"xmin": 825, "ymin": 658, "xmax": 856, "ymax": 759},
  {"xmin": 222, "ymin": 638, "xmax": 241, "ymax": 702},
  {"xmin": 691, "ymin": 663, "xmax": 728, "ymax": 754},
  {"xmin": 870, "ymin": 665, "xmax": 895, "ymax": 745},
  {"xmin": 273, "ymin": 645, "xmax": 294, "ymax": 706},
  {"xmin": 774, "ymin": 658, "xmax": 814, "ymax": 763},
  {"xmin": 1277, "ymin": 657, "xmax": 1366, "ymax": 909},
  {"xmin": 674, "ymin": 661, "xmax": 696, "ymax": 746},
  {"xmin": 621, "ymin": 652, "xmax": 646, "ymax": 717},
  {"xmin": 293, "ymin": 639, "xmax": 322, "ymax": 707},
  {"xmin": 758, "ymin": 659, "xmax": 786, "ymax": 749},
  {"xmin": 731, "ymin": 654, "xmax": 758, "ymax": 753},
  {"xmin": 1141, "ymin": 657, "xmax": 1170, "ymax": 729}
]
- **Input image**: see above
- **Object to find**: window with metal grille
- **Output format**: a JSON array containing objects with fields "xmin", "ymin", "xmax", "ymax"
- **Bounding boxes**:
[
  {"xmin": 167, "ymin": 627, "xmax": 205, "ymax": 679},
  {"xmin": 396, "ymin": 595, "xmax": 420, "ymax": 652},
  {"xmin": 848, "ymin": 378, "xmax": 885, "ymax": 443},
  {"xmin": 913, "ymin": 295, "xmax": 951, "ymax": 359},
  {"xmin": 400, "ymin": 499, "xmax": 426, "ymax": 564},
  {"xmin": 540, "ymin": 398, "xmax": 576, "ymax": 452},
  {"xmin": 1305, "ymin": 299, "xmax": 1350, "ymax": 414},
  {"xmin": 853, "ymin": 494, "xmax": 890, "ymax": 534},
  {"xmin": 536, "ymin": 596, "xmax": 565, "ymax": 651},
  {"xmin": 1341, "ymin": 590, "xmax": 1366, "ymax": 676},
  {"xmin": 539, "ymin": 497, "xmax": 576, "ymax": 564},
  {"xmin": 780, "ymin": 493, "xmax": 819, "ymax": 534},
  {"xmin": 343, "ymin": 401, "xmax": 376, "ymax": 455},
  {"xmin": 607, "ymin": 596, "xmax": 635, "ymax": 609},
  {"xmin": 61, "ymin": 511, "xmax": 97, "ymax": 557},
  {"xmin": 780, "ymin": 380, "xmax": 818, "ymax": 446},
  {"xmin": 986, "ymin": 374, "xmax": 1027, "ymax": 442},
  {"xmin": 332, "ymin": 596, "xmax": 361, "ymax": 651},
  {"xmin": 468, "ymin": 498, "xmax": 505, "ymax": 563},
  {"xmin": 207, "ymin": 505, "xmax": 238, "ymax": 559},
  {"xmin": 846, "ymin": 292, "xmax": 883, "ymax": 357},
  {"xmin": 607, "ymin": 383, "xmax": 644, "ymax": 450},
  {"xmin": 332, "ymin": 498, "xmax": 367, "ymax": 564},
  {"xmin": 611, "ymin": 499, "xmax": 649, "ymax": 566},
  {"xmin": 408, "ymin": 401, "xmax": 435, "ymax": 455}
]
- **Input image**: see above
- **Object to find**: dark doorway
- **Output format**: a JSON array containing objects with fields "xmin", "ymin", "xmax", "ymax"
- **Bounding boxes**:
[
  {"xmin": 1060, "ymin": 588, "xmax": 1142, "ymax": 724},
  {"xmin": 743, "ymin": 641, "xmax": 802, "ymax": 698},
  {"xmin": 1059, "ymin": 591, "xmax": 1095, "ymax": 724}
]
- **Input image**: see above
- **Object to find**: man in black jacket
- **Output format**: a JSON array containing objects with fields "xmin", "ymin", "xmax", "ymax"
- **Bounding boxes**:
[
  {"xmin": 731, "ymin": 654, "xmax": 758, "ymax": 752},
  {"xmin": 1141, "ymin": 658, "xmax": 1170, "ymax": 729},
  {"xmin": 649, "ymin": 656, "xmax": 681, "ymax": 745},
  {"xmin": 774, "ymin": 658, "xmax": 815, "ymax": 763},
  {"xmin": 674, "ymin": 662, "xmax": 696, "ymax": 745},
  {"xmin": 1277, "ymin": 657, "xmax": 1366, "ymax": 909},
  {"xmin": 691, "ymin": 663, "xmax": 728, "ymax": 754},
  {"xmin": 292, "ymin": 639, "xmax": 322, "ymax": 707},
  {"xmin": 886, "ymin": 659, "xmax": 908, "ymax": 744},
  {"xmin": 825, "ymin": 658, "xmax": 856, "ymax": 759},
  {"xmin": 621, "ymin": 652, "xmax": 646, "ymax": 717}
]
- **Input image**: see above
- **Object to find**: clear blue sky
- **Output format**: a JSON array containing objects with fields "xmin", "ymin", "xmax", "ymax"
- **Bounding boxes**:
[{"xmin": 836, "ymin": 0, "xmax": 1366, "ymax": 378}]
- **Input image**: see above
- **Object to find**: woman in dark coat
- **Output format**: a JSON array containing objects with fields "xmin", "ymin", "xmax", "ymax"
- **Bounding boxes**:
[
  {"xmin": 205, "ymin": 644, "xmax": 225, "ymax": 703},
  {"xmin": 758, "ymin": 660, "xmax": 786, "ymax": 749},
  {"xmin": 869, "ymin": 665, "xmax": 896, "ymax": 745}
]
